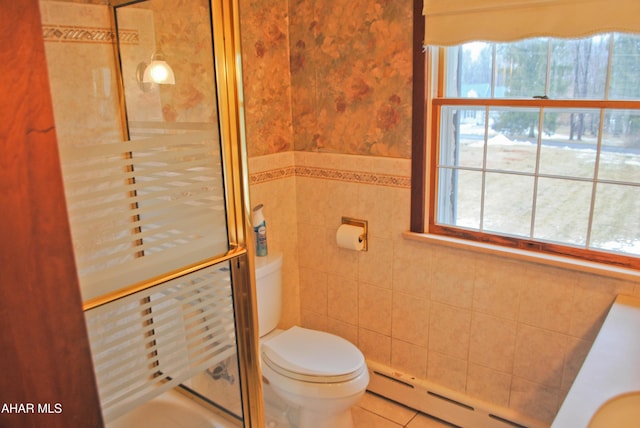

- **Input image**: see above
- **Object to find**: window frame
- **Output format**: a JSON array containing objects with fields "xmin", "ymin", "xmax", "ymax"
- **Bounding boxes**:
[{"xmin": 410, "ymin": 30, "xmax": 640, "ymax": 271}]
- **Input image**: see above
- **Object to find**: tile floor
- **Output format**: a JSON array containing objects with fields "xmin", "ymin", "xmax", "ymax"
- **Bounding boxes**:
[
  {"xmin": 110, "ymin": 386, "xmax": 456, "ymax": 428},
  {"xmin": 353, "ymin": 392, "xmax": 457, "ymax": 428}
]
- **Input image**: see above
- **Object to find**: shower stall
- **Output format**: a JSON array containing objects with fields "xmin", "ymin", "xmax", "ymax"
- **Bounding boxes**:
[{"xmin": 40, "ymin": 0, "xmax": 263, "ymax": 426}]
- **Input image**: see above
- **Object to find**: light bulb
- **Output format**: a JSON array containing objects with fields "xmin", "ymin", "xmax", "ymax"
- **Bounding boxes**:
[
  {"xmin": 142, "ymin": 60, "xmax": 175, "ymax": 85},
  {"xmin": 149, "ymin": 63, "xmax": 169, "ymax": 83}
]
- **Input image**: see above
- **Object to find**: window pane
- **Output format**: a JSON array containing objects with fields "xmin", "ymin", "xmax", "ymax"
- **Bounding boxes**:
[
  {"xmin": 433, "ymin": 34, "xmax": 640, "ymax": 266},
  {"xmin": 599, "ymin": 109, "xmax": 640, "ymax": 183},
  {"xmin": 539, "ymin": 109, "xmax": 599, "ymax": 179},
  {"xmin": 495, "ymin": 39, "xmax": 547, "ymax": 98},
  {"xmin": 450, "ymin": 42, "xmax": 493, "ymax": 98},
  {"xmin": 549, "ymin": 36, "xmax": 609, "ymax": 100},
  {"xmin": 591, "ymin": 183, "xmax": 640, "ymax": 255},
  {"xmin": 534, "ymin": 178, "xmax": 592, "ymax": 246},
  {"xmin": 439, "ymin": 106, "xmax": 486, "ymax": 169},
  {"xmin": 437, "ymin": 168, "xmax": 483, "ymax": 229},
  {"xmin": 483, "ymin": 172, "xmax": 534, "ymax": 237},
  {"xmin": 610, "ymin": 33, "xmax": 640, "ymax": 100},
  {"xmin": 488, "ymin": 108, "xmax": 539, "ymax": 173}
]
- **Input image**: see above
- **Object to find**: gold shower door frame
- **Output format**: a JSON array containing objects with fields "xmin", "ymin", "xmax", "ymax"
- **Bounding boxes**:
[{"xmin": 82, "ymin": 0, "xmax": 264, "ymax": 426}]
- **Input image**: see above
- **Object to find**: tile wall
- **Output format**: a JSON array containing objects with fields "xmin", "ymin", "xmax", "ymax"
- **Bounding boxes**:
[
  {"xmin": 249, "ymin": 152, "xmax": 300, "ymax": 328},
  {"xmin": 248, "ymin": 150, "xmax": 640, "ymax": 425}
]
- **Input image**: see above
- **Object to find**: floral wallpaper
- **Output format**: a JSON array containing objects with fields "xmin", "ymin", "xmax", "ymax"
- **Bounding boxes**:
[
  {"xmin": 42, "ymin": 0, "xmax": 413, "ymax": 156},
  {"xmin": 240, "ymin": 0, "xmax": 413, "ymax": 158},
  {"xmin": 239, "ymin": 0, "xmax": 294, "ymax": 156}
]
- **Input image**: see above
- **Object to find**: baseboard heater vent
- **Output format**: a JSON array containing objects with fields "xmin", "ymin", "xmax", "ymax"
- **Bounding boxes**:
[
  {"xmin": 366, "ymin": 360, "xmax": 547, "ymax": 428},
  {"xmin": 427, "ymin": 391, "xmax": 475, "ymax": 411},
  {"xmin": 489, "ymin": 413, "xmax": 529, "ymax": 428},
  {"xmin": 372, "ymin": 370, "xmax": 415, "ymax": 389}
]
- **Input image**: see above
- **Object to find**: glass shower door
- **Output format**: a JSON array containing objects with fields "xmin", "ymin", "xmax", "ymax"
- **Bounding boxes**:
[
  {"xmin": 84, "ymin": 258, "xmax": 244, "ymax": 423},
  {"xmin": 40, "ymin": 0, "xmax": 260, "ymax": 425}
]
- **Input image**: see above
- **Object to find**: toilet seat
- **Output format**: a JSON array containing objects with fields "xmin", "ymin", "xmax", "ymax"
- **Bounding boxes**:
[{"xmin": 262, "ymin": 326, "xmax": 365, "ymax": 384}]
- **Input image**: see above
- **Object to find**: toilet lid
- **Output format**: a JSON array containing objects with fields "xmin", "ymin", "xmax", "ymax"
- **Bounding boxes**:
[{"xmin": 262, "ymin": 326, "xmax": 365, "ymax": 383}]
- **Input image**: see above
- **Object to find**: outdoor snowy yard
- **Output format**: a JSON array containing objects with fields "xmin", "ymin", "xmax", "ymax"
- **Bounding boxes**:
[{"xmin": 446, "ymin": 122, "xmax": 640, "ymax": 256}]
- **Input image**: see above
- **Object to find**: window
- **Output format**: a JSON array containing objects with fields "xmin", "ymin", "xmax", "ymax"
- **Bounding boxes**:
[
  {"xmin": 417, "ymin": 34, "xmax": 640, "ymax": 269},
  {"xmin": 411, "ymin": 0, "xmax": 640, "ymax": 268}
]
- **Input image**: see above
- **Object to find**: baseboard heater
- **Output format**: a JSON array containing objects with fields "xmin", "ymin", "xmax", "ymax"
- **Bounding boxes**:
[{"xmin": 366, "ymin": 360, "xmax": 548, "ymax": 428}]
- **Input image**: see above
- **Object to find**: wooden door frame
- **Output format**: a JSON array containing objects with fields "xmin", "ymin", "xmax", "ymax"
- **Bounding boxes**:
[{"xmin": 0, "ymin": 1, "xmax": 103, "ymax": 426}]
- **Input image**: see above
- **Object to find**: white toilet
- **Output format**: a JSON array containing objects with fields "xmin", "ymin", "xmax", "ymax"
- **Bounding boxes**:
[{"xmin": 255, "ymin": 252, "xmax": 369, "ymax": 428}]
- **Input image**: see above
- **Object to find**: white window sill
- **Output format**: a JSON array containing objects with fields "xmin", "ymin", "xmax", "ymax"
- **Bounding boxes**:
[{"xmin": 403, "ymin": 231, "xmax": 640, "ymax": 283}]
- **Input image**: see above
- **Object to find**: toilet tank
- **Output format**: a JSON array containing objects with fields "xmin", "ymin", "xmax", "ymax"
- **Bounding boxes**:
[{"xmin": 254, "ymin": 252, "xmax": 283, "ymax": 337}]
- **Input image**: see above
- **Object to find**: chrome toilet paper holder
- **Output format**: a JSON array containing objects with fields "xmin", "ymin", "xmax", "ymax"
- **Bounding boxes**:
[{"xmin": 341, "ymin": 217, "xmax": 368, "ymax": 251}]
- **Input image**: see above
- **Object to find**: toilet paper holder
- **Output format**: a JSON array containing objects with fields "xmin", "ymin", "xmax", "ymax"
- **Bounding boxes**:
[{"xmin": 341, "ymin": 217, "xmax": 368, "ymax": 251}]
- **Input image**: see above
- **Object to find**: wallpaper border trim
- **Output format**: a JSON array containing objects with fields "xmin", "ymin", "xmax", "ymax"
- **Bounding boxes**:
[
  {"xmin": 250, "ymin": 166, "xmax": 411, "ymax": 188},
  {"xmin": 42, "ymin": 25, "xmax": 139, "ymax": 44}
]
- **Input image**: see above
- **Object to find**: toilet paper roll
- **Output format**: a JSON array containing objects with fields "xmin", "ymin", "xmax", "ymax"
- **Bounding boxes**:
[{"xmin": 336, "ymin": 224, "xmax": 365, "ymax": 251}]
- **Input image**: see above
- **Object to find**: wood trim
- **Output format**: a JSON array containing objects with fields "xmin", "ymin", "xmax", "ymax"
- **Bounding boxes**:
[
  {"xmin": 428, "ymin": 100, "xmax": 441, "ymax": 232},
  {"xmin": 430, "ymin": 225, "xmax": 640, "ymax": 270},
  {"xmin": 410, "ymin": 0, "xmax": 427, "ymax": 232},
  {"xmin": 0, "ymin": 1, "xmax": 103, "ymax": 426},
  {"xmin": 433, "ymin": 97, "xmax": 640, "ymax": 109}
]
